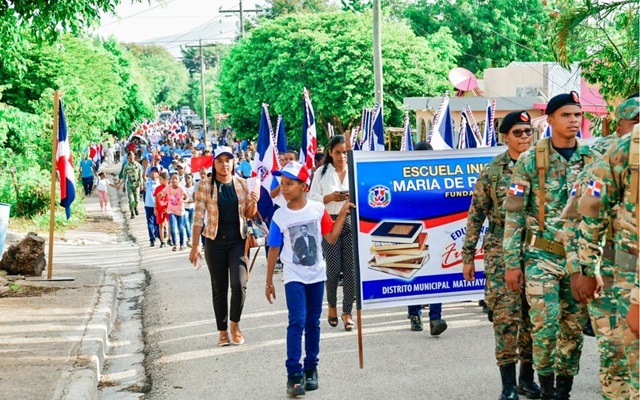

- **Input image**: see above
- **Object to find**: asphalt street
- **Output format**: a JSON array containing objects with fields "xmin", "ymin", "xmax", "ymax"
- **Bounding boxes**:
[{"xmin": 126, "ymin": 204, "xmax": 602, "ymax": 400}]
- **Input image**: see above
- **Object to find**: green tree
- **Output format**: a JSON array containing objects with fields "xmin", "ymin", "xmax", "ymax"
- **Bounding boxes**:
[
  {"xmin": 550, "ymin": 0, "xmax": 638, "ymax": 102},
  {"xmin": 404, "ymin": 0, "xmax": 551, "ymax": 75},
  {"xmin": 264, "ymin": 0, "xmax": 333, "ymax": 18},
  {"xmin": 126, "ymin": 44, "xmax": 190, "ymax": 108},
  {"xmin": 0, "ymin": 0, "xmax": 142, "ymax": 72},
  {"xmin": 219, "ymin": 12, "xmax": 459, "ymax": 145}
]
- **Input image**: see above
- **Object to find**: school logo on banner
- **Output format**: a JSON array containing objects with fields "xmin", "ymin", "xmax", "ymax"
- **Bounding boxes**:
[{"xmin": 368, "ymin": 185, "xmax": 391, "ymax": 208}]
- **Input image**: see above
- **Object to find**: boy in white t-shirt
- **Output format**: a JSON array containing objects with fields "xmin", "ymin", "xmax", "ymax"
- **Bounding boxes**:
[{"xmin": 265, "ymin": 161, "xmax": 353, "ymax": 397}]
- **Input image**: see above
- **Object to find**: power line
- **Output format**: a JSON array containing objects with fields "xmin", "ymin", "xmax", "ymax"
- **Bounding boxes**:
[{"xmin": 100, "ymin": 0, "xmax": 180, "ymax": 27}]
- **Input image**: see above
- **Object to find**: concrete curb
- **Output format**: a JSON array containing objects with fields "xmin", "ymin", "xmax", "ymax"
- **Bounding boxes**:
[{"xmin": 53, "ymin": 271, "xmax": 119, "ymax": 400}]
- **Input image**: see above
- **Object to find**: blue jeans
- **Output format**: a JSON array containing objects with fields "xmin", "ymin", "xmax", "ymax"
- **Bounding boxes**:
[
  {"xmin": 169, "ymin": 214, "xmax": 185, "ymax": 247},
  {"xmin": 285, "ymin": 281, "xmax": 324, "ymax": 376},
  {"xmin": 407, "ymin": 303, "xmax": 442, "ymax": 321},
  {"xmin": 183, "ymin": 208, "xmax": 194, "ymax": 239},
  {"xmin": 145, "ymin": 206, "xmax": 159, "ymax": 243}
]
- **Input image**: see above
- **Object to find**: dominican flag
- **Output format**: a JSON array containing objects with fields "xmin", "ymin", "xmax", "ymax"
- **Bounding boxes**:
[
  {"xmin": 350, "ymin": 126, "xmax": 361, "ymax": 150},
  {"xmin": 542, "ymin": 124, "xmax": 552, "ymax": 138},
  {"xmin": 252, "ymin": 104, "xmax": 279, "ymax": 220},
  {"xmin": 360, "ymin": 108, "xmax": 371, "ymax": 150},
  {"xmin": 482, "ymin": 100, "xmax": 497, "ymax": 147},
  {"xmin": 299, "ymin": 88, "xmax": 317, "ymax": 170},
  {"xmin": 508, "ymin": 183, "xmax": 525, "ymax": 197},
  {"xmin": 276, "ymin": 116, "xmax": 287, "ymax": 155},
  {"xmin": 56, "ymin": 99, "xmax": 76, "ymax": 219},
  {"xmin": 456, "ymin": 115, "xmax": 466, "ymax": 149},
  {"xmin": 400, "ymin": 112, "xmax": 414, "ymax": 151},
  {"xmin": 570, "ymin": 183, "xmax": 579, "ymax": 197},
  {"xmin": 458, "ymin": 111, "xmax": 480, "ymax": 149},
  {"xmin": 587, "ymin": 180, "xmax": 602, "ymax": 197},
  {"xmin": 369, "ymin": 103, "xmax": 385, "ymax": 151},
  {"xmin": 428, "ymin": 93, "xmax": 455, "ymax": 150}
]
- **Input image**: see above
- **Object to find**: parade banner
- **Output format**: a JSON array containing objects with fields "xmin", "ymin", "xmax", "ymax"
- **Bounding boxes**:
[{"xmin": 349, "ymin": 147, "xmax": 502, "ymax": 310}]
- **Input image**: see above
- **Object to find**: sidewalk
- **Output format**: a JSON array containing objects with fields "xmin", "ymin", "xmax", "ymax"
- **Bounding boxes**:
[{"xmin": 0, "ymin": 169, "xmax": 141, "ymax": 400}]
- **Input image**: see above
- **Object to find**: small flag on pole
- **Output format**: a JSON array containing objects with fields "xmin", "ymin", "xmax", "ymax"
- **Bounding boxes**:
[
  {"xmin": 370, "ymin": 103, "xmax": 385, "ymax": 151},
  {"xmin": 299, "ymin": 88, "xmax": 317, "ymax": 170},
  {"xmin": 427, "ymin": 93, "xmax": 455, "ymax": 150},
  {"xmin": 276, "ymin": 115, "xmax": 287, "ymax": 154},
  {"xmin": 483, "ymin": 99, "xmax": 497, "ymax": 147},
  {"xmin": 56, "ymin": 99, "xmax": 76, "ymax": 219},
  {"xmin": 252, "ymin": 104, "xmax": 279, "ymax": 220},
  {"xmin": 400, "ymin": 112, "xmax": 414, "ymax": 151}
]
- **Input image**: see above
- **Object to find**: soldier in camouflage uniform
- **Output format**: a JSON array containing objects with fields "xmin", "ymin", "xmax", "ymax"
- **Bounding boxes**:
[
  {"xmin": 503, "ymin": 92, "xmax": 593, "ymax": 400},
  {"xmin": 560, "ymin": 98, "xmax": 639, "ymax": 399},
  {"xmin": 463, "ymin": 111, "xmax": 540, "ymax": 400},
  {"xmin": 577, "ymin": 97, "xmax": 639, "ymax": 398},
  {"xmin": 121, "ymin": 152, "xmax": 143, "ymax": 219}
]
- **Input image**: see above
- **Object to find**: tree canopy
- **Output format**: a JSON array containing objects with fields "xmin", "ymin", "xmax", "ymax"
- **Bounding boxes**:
[
  {"xmin": 218, "ymin": 12, "xmax": 459, "ymax": 145},
  {"xmin": 404, "ymin": 0, "xmax": 551, "ymax": 75}
]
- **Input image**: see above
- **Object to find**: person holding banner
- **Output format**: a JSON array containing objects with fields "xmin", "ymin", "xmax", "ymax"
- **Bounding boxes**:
[
  {"xmin": 503, "ymin": 93, "xmax": 594, "ymax": 400},
  {"xmin": 308, "ymin": 135, "xmax": 355, "ymax": 331},
  {"xmin": 188, "ymin": 146, "xmax": 258, "ymax": 347},
  {"xmin": 264, "ymin": 161, "xmax": 354, "ymax": 396},
  {"xmin": 462, "ymin": 112, "xmax": 540, "ymax": 400}
]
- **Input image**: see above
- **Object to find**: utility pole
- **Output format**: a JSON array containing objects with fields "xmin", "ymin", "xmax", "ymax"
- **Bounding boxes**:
[
  {"xmin": 199, "ymin": 38, "xmax": 207, "ymax": 145},
  {"xmin": 219, "ymin": 2, "xmax": 263, "ymax": 38},
  {"xmin": 372, "ymin": 0, "xmax": 383, "ymax": 107}
]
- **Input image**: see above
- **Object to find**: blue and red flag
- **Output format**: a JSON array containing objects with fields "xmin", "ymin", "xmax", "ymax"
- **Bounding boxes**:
[
  {"xmin": 400, "ymin": 111, "xmax": 414, "ymax": 151},
  {"xmin": 460, "ymin": 108, "xmax": 480, "ymax": 149},
  {"xmin": 56, "ymin": 99, "xmax": 76, "ymax": 219},
  {"xmin": 252, "ymin": 104, "xmax": 279, "ymax": 220},
  {"xmin": 369, "ymin": 104, "xmax": 385, "ymax": 151},
  {"xmin": 276, "ymin": 116, "xmax": 287, "ymax": 155},
  {"xmin": 428, "ymin": 93, "xmax": 455, "ymax": 150},
  {"xmin": 299, "ymin": 88, "xmax": 317, "ymax": 170}
]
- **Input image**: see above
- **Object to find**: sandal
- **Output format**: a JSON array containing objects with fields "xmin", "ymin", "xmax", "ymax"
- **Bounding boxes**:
[
  {"xmin": 327, "ymin": 306, "xmax": 338, "ymax": 327},
  {"xmin": 172, "ymin": 246, "xmax": 177, "ymax": 252},
  {"xmin": 342, "ymin": 313, "xmax": 355, "ymax": 331},
  {"xmin": 217, "ymin": 332, "xmax": 230, "ymax": 347},
  {"xmin": 230, "ymin": 329, "xmax": 245, "ymax": 345}
]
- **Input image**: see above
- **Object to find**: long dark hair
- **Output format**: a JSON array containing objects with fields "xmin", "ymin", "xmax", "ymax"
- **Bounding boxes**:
[{"xmin": 320, "ymin": 135, "xmax": 346, "ymax": 177}]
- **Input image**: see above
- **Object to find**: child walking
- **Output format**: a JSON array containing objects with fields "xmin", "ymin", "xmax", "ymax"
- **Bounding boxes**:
[
  {"xmin": 95, "ymin": 171, "xmax": 119, "ymax": 213},
  {"xmin": 264, "ymin": 162, "xmax": 353, "ymax": 397},
  {"xmin": 162, "ymin": 173, "xmax": 187, "ymax": 251},
  {"xmin": 154, "ymin": 172, "xmax": 169, "ymax": 248}
]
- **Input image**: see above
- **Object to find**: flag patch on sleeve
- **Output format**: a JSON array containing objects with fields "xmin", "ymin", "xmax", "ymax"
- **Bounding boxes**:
[
  {"xmin": 570, "ymin": 183, "xmax": 579, "ymax": 197},
  {"xmin": 587, "ymin": 180, "xmax": 602, "ymax": 197},
  {"xmin": 508, "ymin": 183, "xmax": 525, "ymax": 197}
]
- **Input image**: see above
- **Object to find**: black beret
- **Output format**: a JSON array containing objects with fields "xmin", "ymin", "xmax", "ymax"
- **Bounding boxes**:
[
  {"xmin": 499, "ymin": 111, "xmax": 531, "ymax": 133},
  {"xmin": 545, "ymin": 91, "xmax": 581, "ymax": 115}
]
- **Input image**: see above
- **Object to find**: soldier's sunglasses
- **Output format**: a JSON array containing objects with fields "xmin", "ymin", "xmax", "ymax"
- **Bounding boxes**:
[{"xmin": 511, "ymin": 128, "xmax": 534, "ymax": 138}]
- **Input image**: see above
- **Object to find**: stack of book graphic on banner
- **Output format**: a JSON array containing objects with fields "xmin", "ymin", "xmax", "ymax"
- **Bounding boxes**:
[{"xmin": 368, "ymin": 221, "xmax": 429, "ymax": 279}]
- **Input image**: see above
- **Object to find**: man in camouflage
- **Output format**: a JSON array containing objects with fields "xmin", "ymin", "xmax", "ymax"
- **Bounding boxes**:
[
  {"xmin": 121, "ymin": 151, "xmax": 143, "ymax": 219},
  {"xmin": 560, "ymin": 98, "xmax": 639, "ymax": 399},
  {"xmin": 577, "ymin": 96, "xmax": 639, "ymax": 398},
  {"xmin": 503, "ymin": 92, "xmax": 593, "ymax": 400},
  {"xmin": 462, "ymin": 111, "xmax": 540, "ymax": 400}
]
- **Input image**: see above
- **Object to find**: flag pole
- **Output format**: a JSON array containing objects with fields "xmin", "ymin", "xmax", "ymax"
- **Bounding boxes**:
[{"xmin": 47, "ymin": 91, "xmax": 60, "ymax": 280}]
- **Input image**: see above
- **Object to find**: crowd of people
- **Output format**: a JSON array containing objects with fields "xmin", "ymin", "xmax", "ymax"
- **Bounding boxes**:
[{"xmin": 81, "ymin": 97, "xmax": 638, "ymax": 399}]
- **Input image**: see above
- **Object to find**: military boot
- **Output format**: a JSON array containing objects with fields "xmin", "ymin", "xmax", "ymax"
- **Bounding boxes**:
[
  {"xmin": 518, "ymin": 362, "xmax": 541, "ymax": 399},
  {"xmin": 498, "ymin": 363, "xmax": 519, "ymax": 400},
  {"xmin": 538, "ymin": 374, "xmax": 555, "ymax": 400},
  {"xmin": 555, "ymin": 375, "xmax": 573, "ymax": 400}
]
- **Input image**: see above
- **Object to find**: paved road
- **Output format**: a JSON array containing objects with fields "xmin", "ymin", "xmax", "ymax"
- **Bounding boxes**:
[{"xmin": 125, "ymin": 204, "xmax": 602, "ymax": 400}]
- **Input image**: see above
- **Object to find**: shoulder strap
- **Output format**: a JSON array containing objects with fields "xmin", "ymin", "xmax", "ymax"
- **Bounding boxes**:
[
  {"xmin": 488, "ymin": 162, "xmax": 503, "ymax": 216},
  {"xmin": 631, "ymin": 125, "xmax": 640, "ymax": 203},
  {"xmin": 535, "ymin": 138, "xmax": 549, "ymax": 231}
]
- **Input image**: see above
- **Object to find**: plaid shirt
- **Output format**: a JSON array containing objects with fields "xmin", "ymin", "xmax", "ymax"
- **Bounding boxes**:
[{"xmin": 193, "ymin": 176, "xmax": 252, "ymax": 240}]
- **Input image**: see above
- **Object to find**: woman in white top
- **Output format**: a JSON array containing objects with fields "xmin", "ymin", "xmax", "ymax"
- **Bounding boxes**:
[{"xmin": 308, "ymin": 135, "xmax": 355, "ymax": 331}]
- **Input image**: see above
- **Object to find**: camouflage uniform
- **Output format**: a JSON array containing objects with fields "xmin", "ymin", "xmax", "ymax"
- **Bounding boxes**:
[
  {"xmin": 122, "ymin": 161, "xmax": 142, "ymax": 211},
  {"xmin": 562, "ymin": 162, "xmax": 629, "ymax": 399},
  {"xmin": 503, "ymin": 139, "xmax": 593, "ymax": 377},
  {"xmin": 591, "ymin": 134, "xmax": 617, "ymax": 158},
  {"xmin": 578, "ymin": 124, "xmax": 639, "ymax": 397},
  {"xmin": 463, "ymin": 150, "xmax": 533, "ymax": 366}
]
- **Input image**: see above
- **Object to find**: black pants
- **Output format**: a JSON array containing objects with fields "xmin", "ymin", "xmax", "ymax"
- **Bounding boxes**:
[
  {"xmin": 204, "ymin": 234, "xmax": 247, "ymax": 331},
  {"xmin": 82, "ymin": 177, "xmax": 94, "ymax": 196}
]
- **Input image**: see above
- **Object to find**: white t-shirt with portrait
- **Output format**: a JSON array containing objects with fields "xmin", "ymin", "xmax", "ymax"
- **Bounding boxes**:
[{"xmin": 268, "ymin": 200, "xmax": 334, "ymax": 285}]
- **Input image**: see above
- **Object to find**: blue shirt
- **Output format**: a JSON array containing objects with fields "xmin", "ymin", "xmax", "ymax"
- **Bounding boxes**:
[
  {"xmin": 144, "ymin": 178, "xmax": 160, "ymax": 207},
  {"xmin": 238, "ymin": 160, "xmax": 252, "ymax": 178},
  {"xmin": 80, "ymin": 159, "xmax": 95, "ymax": 178}
]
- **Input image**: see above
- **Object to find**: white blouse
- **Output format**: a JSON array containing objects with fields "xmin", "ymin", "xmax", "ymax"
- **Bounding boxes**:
[{"xmin": 308, "ymin": 163, "xmax": 349, "ymax": 215}]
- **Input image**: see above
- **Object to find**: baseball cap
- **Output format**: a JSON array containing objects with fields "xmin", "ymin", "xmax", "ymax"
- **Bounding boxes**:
[
  {"xmin": 545, "ymin": 91, "xmax": 581, "ymax": 115},
  {"xmin": 273, "ymin": 161, "xmax": 310, "ymax": 185},
  {"xmin": 214, "ymin": 146, "xmax": 234, "ymax": 159},
  {"xmin": 149, "ymin": 166, "xmax": 159, "ymax": 173},
  {"xmin": 499, "ymin": 111, "xmax": 531, "ymax": 133}
]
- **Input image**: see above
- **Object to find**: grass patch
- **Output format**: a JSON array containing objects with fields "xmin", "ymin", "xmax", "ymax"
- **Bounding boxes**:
[
  {"xmin": 0, "ymin": 284, "xmax": 61, "ymax": 298},
  {"xmin": 8, "ymin": 201, "xmax": 88, "ymax": 235}
]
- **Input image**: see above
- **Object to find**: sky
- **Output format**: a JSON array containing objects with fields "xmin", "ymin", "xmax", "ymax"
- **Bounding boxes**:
[{"xmin": 94, "ymin": 0, "xmax": 262, "ymax": 56}]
